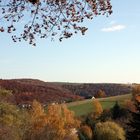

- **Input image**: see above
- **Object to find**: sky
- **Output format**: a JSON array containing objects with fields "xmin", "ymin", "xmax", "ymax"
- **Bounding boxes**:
[{"xmin": 0, "ymin": 0, "xmax": 140, "ymax": 83}]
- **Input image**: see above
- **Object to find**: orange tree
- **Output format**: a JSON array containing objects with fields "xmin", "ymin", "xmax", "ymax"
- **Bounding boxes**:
[
  {"xmin": 93, "ymin": 99, "xmax": 103, "ymax": 119},
  {"xmin": 27, "ymin": 100, "xmax": 80, "ymax": 140}
]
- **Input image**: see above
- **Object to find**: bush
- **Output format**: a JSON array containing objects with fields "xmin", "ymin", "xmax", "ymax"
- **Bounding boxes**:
[
  {"xmin": 79, "ymin": 125, "xmax": 92, "ymax": 140},
  {"xmin": 94, "ymin": 121, "xmax": 125, "ymax": 140}
]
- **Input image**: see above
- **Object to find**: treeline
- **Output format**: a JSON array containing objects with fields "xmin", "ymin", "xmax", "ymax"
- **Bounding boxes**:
[
  {"xmin": 60, "ymin": 83, "xmax": 132, "ymax": 98},
  {"xmin": 0, "ymin": 85, "xmax": 140, "ymax": 140},
  {"xmin": 0, "ymin": 79, "xmax": 132, "ymax": 105}
]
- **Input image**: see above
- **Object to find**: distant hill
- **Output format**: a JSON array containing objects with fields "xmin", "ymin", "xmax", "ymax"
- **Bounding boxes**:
[
  {"xmin": 55, "ymin": 83, "xmax": 132, "ymax": 98},
  {"xmin": 0, "ymin": 79, "xmax": 83, "ymax": 105},
  {"xmin": 0, "ymin": 79, "xmax": 132, "ymax": 105}
]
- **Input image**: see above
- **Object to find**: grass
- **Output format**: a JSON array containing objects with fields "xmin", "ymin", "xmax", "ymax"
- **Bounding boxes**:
[{"xmin": 67, "ymin": 94, "xmax": 132, "ymax": 116}]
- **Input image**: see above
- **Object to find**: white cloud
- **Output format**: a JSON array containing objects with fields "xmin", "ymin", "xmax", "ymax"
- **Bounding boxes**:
[{"xmin": 101, "ymin": 24, "xmax": 126, "ymax": 32}]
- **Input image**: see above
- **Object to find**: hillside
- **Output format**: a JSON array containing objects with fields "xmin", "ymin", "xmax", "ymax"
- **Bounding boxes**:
[
  {"xmin": 67, "ymin": 94, "xmax": 132, "ymax": 116},
  {"xmin": 0, "ymin": 79, "xmax": 132, "ymax": 105},
  {"xmin": 56, "ymin": 83, "xmax": 132, "ymax": 98},
  {"xmin": 0, "ymin": 79, "xmax": 82, "ymax": 105}
]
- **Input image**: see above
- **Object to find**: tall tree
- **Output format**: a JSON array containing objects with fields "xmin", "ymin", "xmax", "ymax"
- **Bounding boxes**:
[
  {"xmin": 27, "ymin": 101, "xmax": 80, "ymax": 140},
  {"xmin": 127, "ymin": 85, "xmax": 140, "ymax": 140},
  {"xmin": 43, "ymin": 104, "xmax": 80, "ymax": 140},
  {"xmin": 93, "ymin": 99, "xmax": 103, "ymax": 119},
  {"xmin": 0, "ymin": 102, "xmax": 23, "ymax": 140},
  {"xmin": 111, "ymin": 101, "xmax": 121, "ymax": 120},
  {"xmin": 0, "ymin": 0, "xmax": 112, "ymax": 45}
]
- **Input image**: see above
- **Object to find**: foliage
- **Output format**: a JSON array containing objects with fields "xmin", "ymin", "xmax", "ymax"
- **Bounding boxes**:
[
  {"xmin": 99, "ymin": 109, "xmax": 112, "ymax": 121},
  {"xmin": 127, "ymin": 85, "xmax": 140, "ymax": 140},
  {"xmin": 25, "ymin": 101, "xmax": 80, "ymax": 140},
  {"xmin": 62, "ymin": 83, "xmax": 132, "ymax": 99},
  {"xmin": 0, "ymin": 102, "xmax": 24, "ymax": 140},
  {"xmin": 0, "ymin": 88, "xmax": 13, "ymax": 102},
  {"xmin": 93, "ymin": 99, "xmax": 103, "ymax": 119},
  {"xmin": 0, "ymin": 96, "xmax": 80, "ymax": 140},
  {"xmin": 0, "ymin": 0, "xmax": 112, "ymax": 46},
  {"xmin": 43, "ymin": 104, "xmax": 80, "ymax": 140},
  {"xmin": 94, "ymin": 89, "xmax": 106, "ymax": 98},
  {"xmin": 94, "ymin": 121, "xmax": 126, "ymax": 140},
  {"xmin": 0, "ymin": 87, "xmax": 133, "ymax": 140},
  {"xmin": 79, "ymin": 125, "xmax": 93, "ymax": 140},
  {"xmin": 27, "ymin": 100, "xmax": 47, "ymax": 139},
  {"xmin": 0, "ymin": 79, "xmax": 82, "ymax": 105},
  {"xmin": 132, "ymin": 84, "xmax": 140, "ymax": 98},
  {"xmin": 124, "ymin": 99, "xmax": 136, "ymax": 112},
  {"xmin": 111, "ymin": 101, "xmax": 129, "ymax": 120},
  {"xmin": 111, "ymin": 101, "xmax": 122, "ymax": 120}
]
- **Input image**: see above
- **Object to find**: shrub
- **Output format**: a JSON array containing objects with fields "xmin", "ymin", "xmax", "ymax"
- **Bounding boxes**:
[
  {"xmin": 94, "ymin": 121, "xmax": 125, "ymax": 140},
  {"xmin": 79, "ymin": 125, "xmax": 92, "ymax": 140}
]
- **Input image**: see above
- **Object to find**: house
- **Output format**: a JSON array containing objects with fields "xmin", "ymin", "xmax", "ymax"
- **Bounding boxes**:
[{"xmin": 91, "ymin": 96, "xmax": 95, "ymax": 99}]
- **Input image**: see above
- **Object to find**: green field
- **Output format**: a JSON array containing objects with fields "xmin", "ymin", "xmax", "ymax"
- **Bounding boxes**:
[{"xmin": 67, "ymin": 94, "xmax": 132, "ymax": 116}]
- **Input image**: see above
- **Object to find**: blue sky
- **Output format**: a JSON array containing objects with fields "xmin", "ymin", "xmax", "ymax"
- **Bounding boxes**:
[{"xmin": 0, "ymin": 0, "xmax": 140, "ymax": 83}]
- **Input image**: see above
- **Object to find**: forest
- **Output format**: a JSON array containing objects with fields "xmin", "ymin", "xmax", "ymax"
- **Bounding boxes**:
[
  {"xmin": 0, "ymin": 79, "xmax": 132, "ymax": 105},
  {"xmin": 0, "ymin": 83, "xmax": 140, "ymax": 140}
]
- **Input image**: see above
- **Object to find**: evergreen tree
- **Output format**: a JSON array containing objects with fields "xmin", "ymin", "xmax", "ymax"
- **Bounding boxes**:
[
  {"xmin": 127, "ymin": 85, "xmax": 140, "ymax": 140},
  {"xmin": 111, "ymin": 101, "xmax": 121, "ymax": 119},
  {"xmin": 127, "ymin": 96, "xmax": 140, "ymax": 140}
]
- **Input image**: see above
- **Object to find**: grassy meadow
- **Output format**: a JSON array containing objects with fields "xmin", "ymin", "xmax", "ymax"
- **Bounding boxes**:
[{"xmin": 67, "ymin": 94, "xmax": 132, "ymax": 116}]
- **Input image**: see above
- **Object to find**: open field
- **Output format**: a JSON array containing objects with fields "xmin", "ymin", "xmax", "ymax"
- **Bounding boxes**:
[{"xmin": 67, "ymin": 94, "xmax": 132, "ymax": 116}]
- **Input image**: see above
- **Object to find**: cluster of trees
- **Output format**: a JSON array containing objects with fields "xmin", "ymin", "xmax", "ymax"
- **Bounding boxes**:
[
  {"xmin": 81, "ymin": 99, "xmax": 127, "ymax": 140},
  {"xmin": 61, "ymin": 83, "xmax": 132, "ymax": 98},
  {"xmin": 0, "ymin": 88, "xmax": 80, "ymax": 140},
  {"xmin": 0, "ymin": 88, "xmax": 124, "ymax": 140},
  {"xmin": 0, "ymin": 79, "xmax": 133, "ymax": 105},
  {"xmin": 0, "ymin": 79, "xmax": 83, "ymax": 105},
  {"xmin": 81, "ymin": 85, "xmax": 140, "ymax": 140},
  {"xmin": 1, "ymin": 85, "xmax": 140, "ymax": 140}
]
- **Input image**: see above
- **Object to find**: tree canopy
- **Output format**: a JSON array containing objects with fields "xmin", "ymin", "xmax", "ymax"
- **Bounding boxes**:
[
  {"xmin": 127, "ymin": 85, "xmax": 140, "ymax": 140},
  {"xmin": 0, "ymin": 0, "xmax": 112, "ymax": 46},
  {"xmin": 95, "ymin": 121, "xmax": 126, "ymax": 140}
]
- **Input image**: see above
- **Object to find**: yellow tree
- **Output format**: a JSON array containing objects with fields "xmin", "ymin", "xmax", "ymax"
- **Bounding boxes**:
[
  {"xmin": 95, "ymin": 121, "xmax": 125, "ymax": 140},
  {"xmin": 43, "ymin": 104, "xmax": 80, "ymax": 140},
  {"xmin": 43, "ymin": 104, "xmax": 66, "ymax": 140},
  {"xmin": 0, "ymin": 102, "xmax": 23, "ymax": 140},
  {"xmin": 93, "ymin": 99, "xmax": 103, "ymax": 119},
  {"xmin": 27, "ymin": 101, "xmax": 80, "ymax": 140},
  {"xmin": 0, "ymin": 88, "xmax": 13, "ymax": 102},
  {"xmin": 27, "ymin": 100, "xmax": 47, "ymax": 140},
  {"xmin": 95, "ymin": 89, "xmax": 106, "ymax": 98}
]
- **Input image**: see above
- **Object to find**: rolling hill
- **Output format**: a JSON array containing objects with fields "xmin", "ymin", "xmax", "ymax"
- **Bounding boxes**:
[
  {"xmin": 0, "ymin": 79, "xmax": 132, "ymax": 105},
  {"xmin": 0, "ymin": 79, "xmax": 83, "ymax": 105}
]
